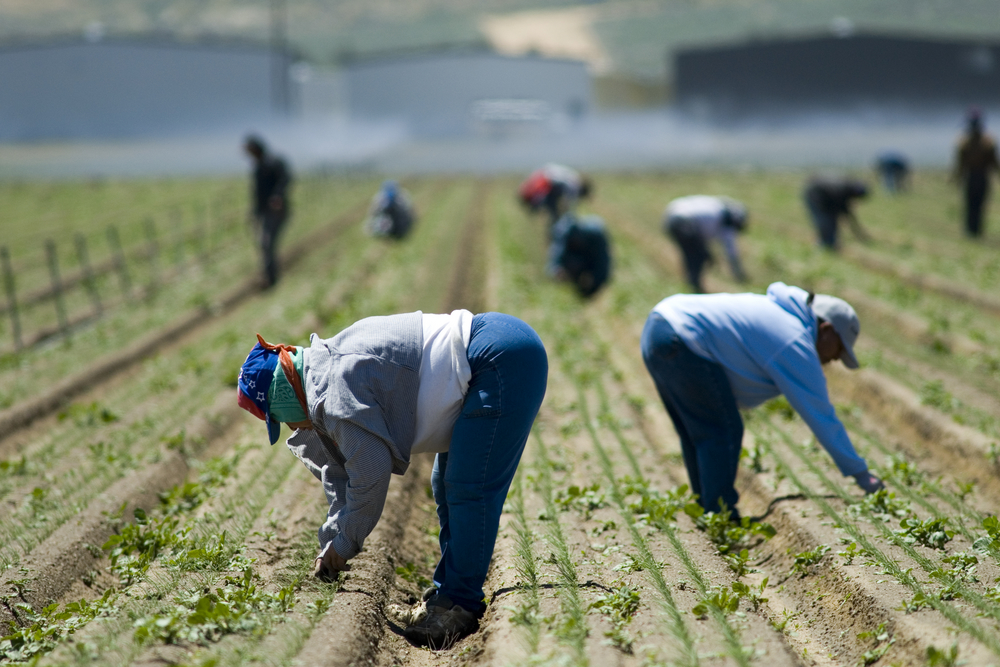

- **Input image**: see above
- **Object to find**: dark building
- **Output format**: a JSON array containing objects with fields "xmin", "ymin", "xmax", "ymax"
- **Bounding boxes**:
[{"xmin": 675, "ymin": 32, "xmax": 1000, "ymax": 117}]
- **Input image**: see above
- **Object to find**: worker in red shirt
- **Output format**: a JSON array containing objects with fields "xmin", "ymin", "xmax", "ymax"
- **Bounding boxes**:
[{"xmin": 519, "ymin": 164, "xmax": 592, "ymax": 230}]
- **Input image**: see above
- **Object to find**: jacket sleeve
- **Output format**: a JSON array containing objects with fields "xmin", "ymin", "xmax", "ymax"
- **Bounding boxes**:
[
  {"xmin": 316, "ymin": 420, "xmax": 394, "ymax": 560},
  {"xmin": 718, "ymin": 226, "xmax": 745, "ymax": 280},
  {"xmin": 765, "ymin": 334, "xmax": 868, "ymax": 476}
]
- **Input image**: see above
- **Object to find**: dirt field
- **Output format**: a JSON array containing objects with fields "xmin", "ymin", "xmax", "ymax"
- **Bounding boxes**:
[{"xmin": 2, "ymin": 172, "xmax": 1000, "ymax": 667}]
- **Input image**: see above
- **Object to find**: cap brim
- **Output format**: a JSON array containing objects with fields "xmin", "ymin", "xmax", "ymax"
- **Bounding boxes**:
[
  {"xmin": 840, "ymin": 345, "xmax": 859, "ymax": 370},
  {"xmin": 266, "ymin": 417, "xmax": 281, "ymax": 445}
]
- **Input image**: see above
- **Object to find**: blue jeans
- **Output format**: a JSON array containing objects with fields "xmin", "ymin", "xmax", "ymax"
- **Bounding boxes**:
[
  {"xmin": 640, "ymin": 312, "xmax": 743, "ymax": 516},
  {"xmin": 431, "ymin": 313, "xmax": 548, "ymax": 613}
]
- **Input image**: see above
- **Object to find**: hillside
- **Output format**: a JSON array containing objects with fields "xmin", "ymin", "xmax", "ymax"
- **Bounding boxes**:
[{"xmin": 1, "ymin": 1, "xmax": 999, "ymax": 81}]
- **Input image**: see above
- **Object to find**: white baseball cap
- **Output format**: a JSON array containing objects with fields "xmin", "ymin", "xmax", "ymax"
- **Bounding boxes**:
[{"xmin": 811, "ymin": 294, "xmax": 860, "ymax": 369}]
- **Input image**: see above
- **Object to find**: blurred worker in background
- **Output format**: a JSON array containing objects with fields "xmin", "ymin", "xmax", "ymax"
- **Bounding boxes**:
[
  {"xmin": 237, "ymin": 310, "xmax": 547, "ymax": 649},
  {"xmin": 664, "ymin": 195, "xmax": 749, "ymax": 293},
  {"xmin": 367, "ymin": 180, "xmax": 416, "ymax": 240},
  {"xmin": 244, "ymin": 135, "xmax": 292, "ymax": 287},
  {"xmin": 547, "ymin": 212, "xmax": 612, "ymax": 298},
  {"xmin": 874, "ymin": 151, "xmax": 910, "ymax": 193},
  {"xmin": 519, "ymin": 163, "xmax": 593, "ymax": 230},
  {"xmin": 803, "ymin": 176, "xmax": 870, "ymax": 250},
  {"xmin": 954, "ymin": 108, "xmax": 999, "ymax": 238},
  {"xmin": 640, "ymin": 282, "xmax": 884, "ymax": 519}
]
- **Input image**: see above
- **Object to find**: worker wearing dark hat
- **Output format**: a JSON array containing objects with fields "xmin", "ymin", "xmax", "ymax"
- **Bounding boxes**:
[
  {"xmin": 243, "ymin": 135, "xmax": 292, "ymax": 287},
  {"xmin": 237, "ymin": 310, "xmax": 547, "ymax": 649},
  {"xmin": 954, "ymin": 109, "xmax": 999, "ymax": 237},
  {"xmin": 803, "ymin": 176, "xmax": 870, "ymax": 250},
  {"xmin": 640, "ymin": 283, "xmax": 884, "ymax": 518}
]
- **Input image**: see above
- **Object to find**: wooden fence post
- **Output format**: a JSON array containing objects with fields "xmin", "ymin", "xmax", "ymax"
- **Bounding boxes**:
[
  {"xmin": 144, "ymin": 217, "xmax": 160, "ymax": 290},
  {"xmin": 45, "ymin": 240, "xmax": 70, "ymax": 339},
  {"xmin": 74, "ymin": 234, "xmax": 103, "ymax": 318},
  {"xmin": 106, "ymin": 225, "xmax": 132, "ymax": 299},
  {"xmin": 0, "ymin": 246, "xmax": 22, "ymax": 351}
]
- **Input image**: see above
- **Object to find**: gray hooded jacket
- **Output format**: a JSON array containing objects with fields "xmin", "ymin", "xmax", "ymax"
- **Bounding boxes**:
[{"xmin": 286, "ymin": 312, "xmax": 422, "ymax": 559}]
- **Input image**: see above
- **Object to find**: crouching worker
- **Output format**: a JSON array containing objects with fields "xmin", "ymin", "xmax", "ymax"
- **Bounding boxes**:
[
  {"xmin": 367, "ymin": 180, "xmax": 416, "ymax": 239},
  {"xmin": 236, "ymin": 311, "xmax": 547, "ymax": 648},
  {"xmin": 640, "ymin": 282, "xmax": 884, "ymax": 518},
  {"xmin": 547, "ymin": 213, "xmax": 612, "ymax": 298}
]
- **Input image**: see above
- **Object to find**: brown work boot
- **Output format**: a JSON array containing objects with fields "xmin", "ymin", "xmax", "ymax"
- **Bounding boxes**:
[{"xmin": 402, "ymin": 593, "xmax": 479, "ymax": 649}]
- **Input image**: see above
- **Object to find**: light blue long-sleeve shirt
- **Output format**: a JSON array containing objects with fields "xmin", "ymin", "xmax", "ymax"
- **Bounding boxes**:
[{"xmin": 652, "ymin": 282, "xmax": 867, "ymax": 476}]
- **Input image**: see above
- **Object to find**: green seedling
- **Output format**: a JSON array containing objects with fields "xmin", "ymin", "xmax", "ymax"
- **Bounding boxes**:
[
  {"xmin": 771, "ymin": 609, "xmax": 797, "ymax": 633},
  {"xmin": 850, "ymin": 489, "xmax": 911, "ymax": 523},
  {"xmin": 395, "ymin": 561, "xmax": 432, "ymax": 589},
  {"xmin": 133, "ymin": 568, "xmax": 296, "ymax": 646},
  {"xmin": 988, "ymin": 442, "xmax": 1000, "ymax": 467},
  {"xmin": 895, "ymin": 516, "xmax": 954, "ymax": 550},
  {"xmin": 554, "ymin": 482, "xmax": 607, "ymax": 519},
  {"xmin": 731, "ymin": 578, "xmax": 768, "ymax": 612},
  {"xmin": 57, "ymin": 401, "xmax": 118, "ymax": 426},
  {"xmin": 763, "ymin": 396, "xmax": 795, "ymax": 421},
  {"xmin": 920, "ymin": 380, "xmax": 959, "ymax": 414},
  {"xmin": 790, "ymin": 545, "xmax": 830, "ymax": 576},
  {"xmin": 741, "ymin": 445, "xmax": 766, "ymax": 473},
  {"xmin": 723, "ymin": 548, "xmax": 754, "ymax": 577},
  {"xmin": 612, "ymin": 554, "xmax": 646, "ymax": 574},
  {"xmin": 955, "ymin": 481, "xmax": 975, "ymax": 501},
  {"xmin": 975, "ymin": 516, "xmax": 1000, "ymax": 553},
  {"xmin": 684, "ymin": 503, "xmax": 777, "ymax": 555},
  {"xmin": 692, "ymin": 587, "xmax": 739, "ymax": 619},
  {"xmin": 0, "ymin": 456, "xmax": 29, "ymax": 476},
  {"xmin": 0, "ymin": 589, "xmax": 117, "ymax": 662},
  {"xmin": 838, "ymin": 542, "xmax": 861, "ymax": 565},
  {"xmin": 880, "ymin": 455, "xmax": 924, "ymax": 488},
  {"xmin": 589, "ymin": 583, "xmax": 641, "ymax": 653},
  {"xmin": 926, "ymin": 643, "xmax": 960, "ymax": 667},
  {"xmin": 857, "ymin": 623, "xmax": 894, "ymax": 666},
  {"xmin": 168, "ymin": 531, "xmax": 256, "ymax": 572}
]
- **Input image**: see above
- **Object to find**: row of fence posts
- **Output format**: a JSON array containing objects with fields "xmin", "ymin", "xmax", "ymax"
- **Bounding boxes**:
[{"xmin": 0, "ymin": 202, "xmax": 225, "ymax": 352}]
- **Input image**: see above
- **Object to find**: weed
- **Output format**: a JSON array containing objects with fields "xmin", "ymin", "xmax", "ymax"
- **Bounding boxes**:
[
  {"xmin": 554, "ymin": 483, "xmax": 607, "ymax": 519},
  {"xmin": 0, "ymin": 456, "xmax": 29, "ymax": 476},
  {"xmin": 857, "ymin": 623, "xmax": 894, "ymax": 665},
  {"xmin": 926, "ymin": 643, "xmax": 960, "ymax": 667},
  {"xmin": 133, "ymin": 568, "xmax": 296, "ymax": 646},
  {"xmin": 692, "ymin": 587, "xmax": 739, "ymax": 619},
  {"xmin": 0, "ymin": 589, "xmax": 117, "ymax": 662},
  {"xmin": 763, "ymin": 396, "xmax": 795, "ymax": 421},
  {"xmin": 975, "ymin": 516, "xmax": 1000, "ymax": 552},
  {"xmin": 395, "ymin": 561, "xmax": 432, "ymax": 590},
  {"xmin": 790, "ymin": 545, "xmax": 830, "ymax": 576},
  {"xmin": 612, "ymin": 554, "xmax": 645, "ymax": 574},
  {"xmin": 723, "ymin": 549, "xmax": 755, "ymax": 578},
  {"xmin": 731, "ymin": 578, "xmax": 768, "ymax": 612},
  {"xmin": 590, "ymin": 582, "xmax": 641, "ymax": 653},
  {"xmin": 838, "ymin": 542, "xmax": 861, "ymax": 565},
  {"xmin": 895, "ymin": 517, "xmax": 954, "ymax": 550},
  {"xmin": 850, "ymin": 489, "xmax": 911, "ymax": 523},
  {"xmin": 920, "ymin": 380, "xmax": 959, "ymax": 413},
  {"xmin": 684, "ymin": 503, "xmax": 776, "ymax": 555},
  {"xmin": 771, "ymin": 609, "xmax": 796, "ymax": 633},
  {"xmin": 57, "ymin": 402, "xmax": 118, "ymax": 426},
  {"xmin": 741, "ymin": 445, "xmax": 766, "ymax": 473}
]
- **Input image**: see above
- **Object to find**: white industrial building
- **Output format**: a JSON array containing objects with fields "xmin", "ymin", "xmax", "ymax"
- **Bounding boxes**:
[
  {"xmin": 0, "ymin": 35, "xmax": 292, "ymax": 141},
  {"xmin": 344, "ymin": 50, "xmax": 591, "ymax": 136}
]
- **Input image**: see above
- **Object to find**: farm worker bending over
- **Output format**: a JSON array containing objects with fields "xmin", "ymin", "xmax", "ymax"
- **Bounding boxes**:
[
  {"xmin": 244, "ymin": 135, "xmax": 293, "ymax": 288},
  {"xmin": 519, "ymin": 163, "xmax": 593, "ymax": 229},
  {"xmin": 640, "ymin": 282, "xmax": 884, "ymax": 518},
  {"xmin": 236, "ymin": 310, "xmax": 548, "ymax": 648},
  {"xmin": 803, "ymin": 176, "xmax": 870, "ymax": 250},
  {"xmin": 663, "ymin": 195, "xmax": 749, "ymax": 293},
  {"xmin": 366, "ymin": 180, "xmax": 416, "ymax": 239},
  {"xmin": 547, "ymin": 212, "xmax": 612, "ymax": 298}
]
